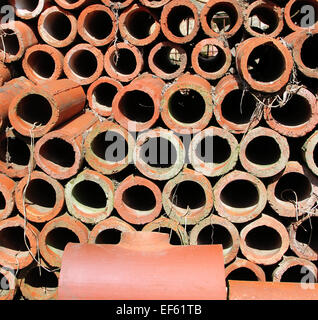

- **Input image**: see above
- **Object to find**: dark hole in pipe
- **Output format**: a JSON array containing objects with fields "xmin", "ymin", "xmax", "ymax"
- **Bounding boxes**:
[
  {"xmin": 296, "ymin": 217, "xmax": 318, "ymax": 253},
  {"xmin": 15, "ymin": 0, "xmax": 38, "ymax": 11},
  {"xmin": 84, "ymin": 10, "xmax": 113, "ymax": 40},
  {"xmin": 152, "ymin": 227, "xmax": 181, "ymax": 245},
  {"xmin": 170, "ymin": 181, "xmax": 206, "ymax": 210},
  {"xmin": 220, "ymin": 180, "xmax": 259, "ymax": 208},
  {"xmin": 280, "ymin": 265, "xmax": 317, "ymax": 283},
  {"xmin": 221, "ymin": 89, "xmax": 257, "ymax": 124},
  {"xmin": 301, "ymin": 34, "xmax": 318, "ymax": 69},
  {"xmin": 64, "ymin": 0, "xmax": 79, "ymax": 3},
  {"xmin": 168, "ymin": 89, "xmax": 206, "ymax": 124},
  {"xmin": 0, "ymin": 192, "xmax": 5, "ymax": 211},
  {"xmin": 122, "ymin": 185, "xmax": 156, "ymax": 211},
  {"xmin": 0, "ymin": 272, "xmax": 10, "ymax": 296},
  {"xmin": 25, "ymin": 179, "xmax": 56, "ymax": 209},
  {"xmin": 248, "ymin": 6, "xmax": 279, "ymax": 35},
  {"xmin": 27, "ymin": 51, "xmax": 56, "ymax": 79},
  {"xmin": 69, "ymin": 50, "xmax": 98, "ymax": 78},
  {"xmin": 24, "ymin": 267, "xmax": 58, "ymax": 289},
  {"xmin": 247, "ymin": 43, "xmax": 286, "ymax": 82},
  {"xmin": 245, "ymin": 226, "xmax": 282, "ymax": 251},
  {"xmin": 95, "ymin": 228, "xmax": 122, "ymax": 244},
  {"xmin": 91, "ymin": 131, "xmax": 128, "ymax": 162},
  {"xmin": 0, "ymin": 30, "xmax": 19, "ymax": 56},
  {"xmin": 274, "ymin": 172, "xmax": 312, "ymax": 202},
  {"xmin": 126, "ymin": 10, "xmax": 156, "ymax": 39},
  {"xmin": 16, "ymin": 94, "xmax": 52, "ymax": 127},
  {"xmin": 72, "ymin": 180, "xmax": 107, "ymax": 209},
  {"xmin": 46, "ymin": 228, "xmax": 79, "ymax": 256},
  {"xmin": 313, "ymin": 143, "xmax": 318, "ymax": 169},
  {"xmin": 245, "ymin": 136, "xmax": 281, "ymax": 165},
  {"xmin": 141, "ymin": 137, "xmax": 177, "ymax": 168},
  {"xmin": 110, "ymin": 48, "xmax": 137, "ymax": 75},
  {"xmin": 92, "ymin": 82, "xmax": 118, "ymax": 110},
  {"xmin": 290, "ymin": 0, "xmax": 318, "ymax": 28},
  {"xmin": 0, "ymin": 137, "xmax": 30, "ymax": 166},
  {"xmin": 39, "ymin": 138, "xmax": 75, "ymax": 168},
  {"xmin": 198, "ymin": 45, "xmax": 226, "ymax": 73},
  {"xmin": 118, "ymin": 90, "xmax": 154, "ymax": 123},
  {"xmin": 153, "ymin": 46, "xmax": 182, "ymax": 74},
  {"xmin": 195, "ymin": 135, "xmax": 231, "ymax": 164},
  {"xmin": 43, "ymin": 12, "xmax": 72, "ymax": 41},
  {"xmin": 197, "ymin": 224, "xmax": 233, "ymax": 250},
  {"xmin": 167, "ymin": 6, "xmax": 195, "ymax": 37},
  {"xmin": 0, "ymin": 227, "xmax": 30, "ymax": 251},
  {"xmin": 271, "ymin": 94, "xmax": 312, "ymax": 126},
  {"xmin": 226, "ymin": 267, "xmax": 259, "ymax": 281}
]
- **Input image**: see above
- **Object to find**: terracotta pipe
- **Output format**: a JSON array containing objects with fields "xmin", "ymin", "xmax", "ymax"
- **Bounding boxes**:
[
  {"xmin": 148, "ymin": 41, "xmax": 187, "ymax": 80},
  {"xmin": 0, "ymin": 62, "xmax": 11, "ymax": 86},
  {"xmin": 236, "ymin": 36, "xmax": 293, "ymax": 93},
  {"xmin": 114, "ymin": 175, "xmax": 161, "ymax": 225},
  {"xmin": 225, "ymin": 258, "xmax": 266, "ymax": 282},
  {"xmin": 84, "ymin": 120, "xmax": 135, "ymax": 175},
  {"xmin": 188, "ymin": 126, "xmax": 239, "ymax": 177},
  {"xmin": 8, "ymin": 79, "xmax": 86, "ymax": 138},
  {"xmin": 9, "ymin": 0, "xmax": 50, "ymax": 20},
  {"xmin": 34, "ymin": 111, "xmax": 97, "ymax": 180},
  {"xmin": 14, "ymin": 170, "xmax": 64, "ymax": 223},
  {"xmin": 240, "ymin": 214, "xmax": 290, "ymax": 265},
  {"xmin": 101, "ymin": 0, "xmax": 134, "ymax": 9},
  {"xmin": 0, "ymin": 21, "xmax": 38, "ymax": 63},
  {"xmin": 162, "ymin": 168, "xmax": 213, "ymax": 225},
  {"xmin": 239, "ymin": 127, "xmax": 290, "ymax": 178},
  {"xmin": 267, "ymin": 161, "xmax": 318, "ymax": 218},
  {"xmin": 191, "ymin": 38, "xmax": 232, "ymax": 80},
  {"xmin": 89, "ymin": 216, "xmax": 136, "ymax": 244},
  {"xmin": 243, "ymin": 0, "xmax": 284, "ymax": 38},
  {"xmin": 78, "ymin": 5, "xmax": 116, "ymax": 47},
  {"xmin": 104, "ymin": 42, "xmax": 144, "ymax": 83},
  {"xmin": 142, "ymin": 216, "xmax": 189, "ymax": 245},
  {"xmin": 112, "ymin": 73, "xmax": 164, "ymax": 132},
  {"xmin": 264, "ymin": 85, "xmax": 318, "ymax": 137},
  {"xmin": 65, "ymin": 169, "xmax": 114, "ymax": 225},
  {"xmin": 0, "ymin": 266, "xmax": 16, "ymax": 300},
  {"xmin": 200, "ymin": 0, "xmax": 243, "ymax": 38},
  {"xmin": 272, "ymin": 256, "xmax": 317, "ymax": 282},
  {"xmin": 22, "ymin": 44, "xmax": 64, "ymax": 84},
  {"xmin": 38, "ymin": 6, "xmax": 77, "ymax": 48},
  {"xmin": 161, "ymin": 0, "xmax": 200, "ymax": 44},
  {"xmin": 0, "ymin": 215, "xmax": 39, "ymax": 270},
  {"xmin": 54, "ymin": 0, "xmax": 92, "ymax": 10},
  {"xmin": 190, "ymin": 214, "xmax": 240, "ymax": 264},
  {"xmin": 39, "ymin": 213, "xmax": 89, "ymax": 268},
  {"xmin": 303, "ymin": 130, "xmax": 318, "ymax": 176},
  {"xmin": 213, "ymin": 75, "xmax": 260, "ymax": 134},
  {"xmin": 140, "ymin": 0, "xmax": 171, "ymax": 8},
  {"xmin": 0, "ymin": 174, "xmax": 15, "ymax": 221},
  {"xmin": 213, "ymin": 170, "xmax": 267, "ymax": 223},
  {"xmin": 119, "ymin": 4, "xmax": 160, "ymax": 47},
  {"xmin": 58, "ymin": 232, "xmax": 226, "ymax": 300},
  {"xmin": 161, "ymin": 73, "xmax": 213, "ymax": 134},
  {"xmin": 87, "ymin": 77, "xmax": 123, "ymax": 117},
  {"xmin": 133, "ymin": 127, "xmax": 185, "ymax": 181}
]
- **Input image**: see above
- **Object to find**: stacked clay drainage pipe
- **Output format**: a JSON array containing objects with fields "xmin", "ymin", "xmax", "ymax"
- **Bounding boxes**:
[{"xmin": 0, "ymin": 0, "xmax": 317, "ymax": 300}]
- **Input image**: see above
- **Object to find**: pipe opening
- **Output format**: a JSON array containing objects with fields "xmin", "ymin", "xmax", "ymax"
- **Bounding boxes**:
[
  {"xmin": 168, "ymin": 89, "xmax": 206, "ymax": 124},
  {"xmin": 92, "ymin": 82, "xmax": 118, "ymax": 110},
  {"xmin": 301, "ymin": 34, "xmax": 318, "ymax": 69},
  {"xmin": 91, "ymin": 131, "xmax": 128, "ymax": 162},
  {"xmin": 152, "ymin": 227, "xmax": 181, "ymax": 245},
  {"xmin": 0, "ymin": 137, "xmax": 30, "ymax": 166},
  {"xmin": 274, "ymin": 172, "xmax": 312, "ymax": 202},
  {"xmin": 118, "ymin": 90, "xmax": 154, "ymax": 123},
  {"xmin": 16, "ymin": 94, "xmax": 52, "ymax": 127},
  {"xmin": 247, "ymin": 42, "xmax": 286, "ymax": 82},
  {"xmin": 27, "ymin": 50, "xmax": 56, "ymax": 79},
  {"xmin": 24, "ymin": 268, "xmax": 58, "ymax": 290},
  {"xmin": 25, "ymin": 179, "xmax": 56, "ymax": 210},
  {"xmin": 72, "ymin": 180, "xmax": 107, "ymax": 210},
  {"xmin": 0, "ymin": 273, "xmax": 10, "ymax": 297},
  {"xmin": 46, "ymin": 227, "xmax": 79, "ymax": 256},
  {"xmin": 248, "ymin": 6, "xmax": 279, "ymax": 35},
  {"xmin": 221, "ymin": 89, "xmax": 257, "ymax": 124},
  {"xmin": 43, "ymin": 12, "xmax": 72, "ymax": 41},
  {"xmin": 110, "ymin": 48, "xmax": 137, "ymax": 75},
  {"xmin": 271, "ymin": 94, "xmax": 312, "ymax": 126},
  {"xmin": 245, "ymin": 136, "xmax": 281, "ymax": 165},
  {"xmin": 226, "ymin": 267, "xmax": 259, "ymax": 281},
  {"xmin": 313, "ymin": 143, "xmax": 318, "ymax": 168},
  {"xmin": 167, "ymin": 6, "xmax": 195, "ymax": 37},
  {"xmin": 153, "ymin": 46, "xmax": 182, "ymax": 73},
  {"xmin": 69, "ymin": 49, "xmax": 98, "ymax": 78},
  {"xmin": 15, "ymin": 0, "xmax": 38, "ymax": 11},
  {"xmin": 126, "ymin": 10, "xmax": 156, "ymax": 39},
  {"xmin": 122, "ymin": 185, "xmax": 156, "ymax": 211},
  {"xmin": 84, "ymin": 10, "xmax": 113, "ymax": 40},
  {"xmin": 220, "ymin": 180, "xmax": 259, "ymax": 208},
  {"xmin": 39, "ymin": 138, "xmax": 75, "ymax": 168},
  {"xmin": 169, "ymin": 181, "xmax": 206, "ymax": 210},
  {"xmin": 206, "ymin": 3, "xmax": 238, "ymax": 33},
  {"xmin": 0, "ymin": 226, "xmax": 30, "ymax": 251},
  {"xmin": 195, "ymin": 135, "xmax": 231, "ymax": 163},
  {"xmin": 245, "ymin": 226, "xmax": 282, "ymax": 251},
  {"xmin": 198, "ymin": 44, "xmax": 226, "ymax": 73},
  {"xmin": 63, "ymin": 0, "xmax": 79, "ymax": 3},
  {"xmin": 280, "ymin": 265, "xmax": 316, "ymax": 283},
  {"xmin": 197, "ymin": 224, "xmax": 233, "ymax": 250},
  {"xmin": 290, "ymin": 1, "xmax": 318, "ymax": 28},
  {"xmin": 140, "ymin": 137, "xmax": 177, "ymax": 168},
  {"xmin": 0, "ymin": 192, "xmax": 5, "ymax": 211},
  {"xmin": 296, "ymin": 217, "xmax": 318, "ymax": 253},
  {"xmin": 95, "ymin": 229, "xmax": 122, "ymax": 244},
  {"xmin": 0, "ymin": 30, "xmax": 20, "ymax": 56}
]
